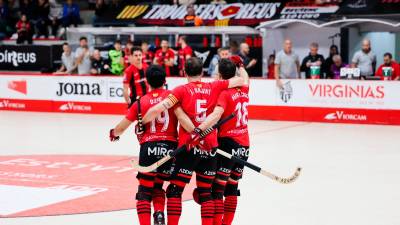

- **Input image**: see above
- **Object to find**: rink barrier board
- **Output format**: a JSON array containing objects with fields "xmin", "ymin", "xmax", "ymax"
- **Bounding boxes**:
[
  {"xmin": 1, "ymin": 98, "xmax": 400, "ymax": 125},
  {"xmin": 1, "ymin": 74, "xmax": 400, "ymax": 125}
]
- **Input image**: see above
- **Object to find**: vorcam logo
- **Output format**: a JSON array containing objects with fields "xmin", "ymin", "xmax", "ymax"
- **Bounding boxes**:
[
  {"xmin": 324, "ymin": 111, "xmax": 367, "ymax": 121},
  {"xmin": 0, "ymin": 100, "xmax": 25, "ymax": 109},
  {"xmin": 59, "ymin": 102, "xmax": 92, "ymax": 112},
  {"xmin": 0, "ymin": 51, "xmax": 36, "ymax": 67},
  {"xmin": 8, "ymin": 80, "xmax": 27, "ymax": 95}
]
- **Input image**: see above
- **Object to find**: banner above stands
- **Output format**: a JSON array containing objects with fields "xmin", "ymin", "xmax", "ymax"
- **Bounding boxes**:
[
  {"xmin": 96, "ymin": 1, "xmax": 340, "ymax": 27},
  {"xmin": 1, "ymin": 74, "xmax": 399, "ymax": 125}
]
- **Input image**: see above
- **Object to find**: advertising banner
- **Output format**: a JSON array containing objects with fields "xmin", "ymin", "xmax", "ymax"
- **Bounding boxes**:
[
  {"xmin": 0, "ymin": 46, "xmax": 57, "ymax": 71},
  {"xmin": 1, "ymin": 74, "xmax": 400, "ymax": 125}
]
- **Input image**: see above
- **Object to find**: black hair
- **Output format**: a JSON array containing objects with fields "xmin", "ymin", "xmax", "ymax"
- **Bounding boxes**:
[
  {"xmin": 79, "ymin": 36, "xmax": 87, "ymax": 41},
  {"xmin": 62, "ymin": 42, "xmax": 69, "ymax": 46},
  {"xmin": 146, "ymin": 65, "xmax": 166, "ymax": 89},
  {"xmin": 184, "ymin": 57, "xmax": 203, "ymax": 77},
  {"xmin": 114, "ymin": 40, "xmax": 121, "ymax": 44},
  {"xmin": 384, "ymin": 52, "xmax": 392, "ymax": 59},
  {"xmin": 218, "ymin": 58, "xmax": 236, "ymax": 80},
  {"xmin": 131, "ymin": 46, "xmax": 142, "ymax": 54}
]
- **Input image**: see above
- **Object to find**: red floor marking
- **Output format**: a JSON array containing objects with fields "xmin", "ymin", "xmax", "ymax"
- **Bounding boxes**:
[{"xmin": 0, "ymin": 155, "xmax": 194, "ymax": 218}]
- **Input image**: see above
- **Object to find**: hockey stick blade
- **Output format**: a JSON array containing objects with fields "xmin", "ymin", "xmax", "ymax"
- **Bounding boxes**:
[
  {"xmin": 131, "ymin": 113, "xmax": 236, "ymax": 173},
  {"xmin": 216, "ymin": 149, "xmax": 301, "ymax": 184}
]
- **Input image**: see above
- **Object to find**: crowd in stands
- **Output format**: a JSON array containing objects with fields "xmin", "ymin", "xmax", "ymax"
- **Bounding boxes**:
[
  {"xmin": 272, "ymin": 38, "xmax": 400, "ymax": 84},
  {"xmin": 53, "ymin": 34, "xmax": 262, "ymax": 78},
  {"xmin": 0, "ymin": 0, "xmax": 82, "ymax": 41}
]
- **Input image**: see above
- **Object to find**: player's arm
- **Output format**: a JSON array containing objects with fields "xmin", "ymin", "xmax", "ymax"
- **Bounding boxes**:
[
  {"xmin": 143, "ymin": 96, "xmax": 177, "ymax": 124},
  {"xmin": 174, "ymin": 106, "xmax": 195, "ymax": 132},
  {"xmin": 197, "ymin": 106, "xmax": 224, "ymax": 131},
  {"xmin": 238, "ymin": 66, "xmax": 249, "ymax": 86},
  {"xmin": 123, "ymin": 83, "xmax": 130, "ymax": 105},
  {"xmin": 112, "ymin": 118, "xmax": 134, "ymax": 136}
]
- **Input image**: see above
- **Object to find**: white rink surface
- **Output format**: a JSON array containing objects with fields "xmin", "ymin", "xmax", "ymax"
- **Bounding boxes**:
[{"xmin": 1, "ymin": 111, "xmax": 400, "ymax": 225}]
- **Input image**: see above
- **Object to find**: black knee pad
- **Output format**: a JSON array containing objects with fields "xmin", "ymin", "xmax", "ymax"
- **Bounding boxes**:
[
  {"xmin": 153, "ymin": 182, "xmax": 163, "ymax": 190},
  {"xmin": 197, "ymin": 187, "xmax": 213, "ymax": 204},
  {"xmin": 212, "ymin": 182, "xmax": 225, "ymax": 200},
  {"xmin": 136, "ymin": 185, "xmax": 153, "ymax": 201},
  {"xmin": 224, "ymin": 183, "xmax": 240, "ymax": 197},
  {"xmin": 166, "ymin": 184, "xmax": 183, "ymax": 198}
]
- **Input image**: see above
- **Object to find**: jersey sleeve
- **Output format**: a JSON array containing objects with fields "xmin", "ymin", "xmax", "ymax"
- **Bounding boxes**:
[
  {"xmin": 185, "ymin": 47, "xmax": 193, "ymax": 57},
  {"xmin": 125, "ymin": 102, "xmax": 138, "ymax": 122},
  {"xmin": 216, "ymin": 90, "xmax": 229, "ymax": 110},
  {"xmin": 170, "ymin": 85, "xmax": 184, "ymax": 105},
  {"xmin": 212, "ymin": 80, "xmax": 229, "ymax": 93},
  {"xmin": 123, "ymin": 68, "xmax": 131, "ymax": 84}
]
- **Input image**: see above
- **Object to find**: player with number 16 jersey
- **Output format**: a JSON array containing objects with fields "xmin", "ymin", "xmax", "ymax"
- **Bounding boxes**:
[{"xmin": 197, "ymin": 58, "xmax": 250, "ymax": 225}]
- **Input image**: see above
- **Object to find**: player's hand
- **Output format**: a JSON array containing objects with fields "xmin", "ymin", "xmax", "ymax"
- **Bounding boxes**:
[
  {"xmin": 135, "ymin": 123, "xmax": 145, "ymax": 135},
  {"xmin": 230, "ymin": 55, "xmax": 244, "ymax": 68},
  {"xmin": 109, "ymin": 129, "xmax": 120, "ymax": 142},
  {"xmin": 187, "ymin": 128, "xmax": 203, "ymax": 150}
]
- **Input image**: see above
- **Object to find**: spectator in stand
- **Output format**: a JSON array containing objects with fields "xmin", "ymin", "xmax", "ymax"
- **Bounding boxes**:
[
  {"xmin": 141, "ymin": 41, "xmax": 154, "ymax": 66},
  {"xmin": 123, "ymin": 47, "xmax": 149, "ymax": 107},
  {"xmin": 274, "ymin": 39, "xmax": 300, "ymax": 88},
  {"xmin": 108, "ymin": 40, "xmax": 125, "ymax": 75},
  {"xmin": 352, "ymin": 39, "xmax": 376, "ymax": 78},
  {"xmin": 123, "ymin": 40, "xmax": 133, "ymax": 67},
  {"xmin": 267, "ymin": 54, "xmax": 275, "ymax": 79},
  {"xmin": 330, "ymin": 55, "xmax": 348, "ymax": 79},
  {"xmin": 183, "ymin": 4, "xmax": 203, "ymax": 26},
  {"xmin": 375, "ymin": 53, "xmax": 400, "ymax": 81},
  {"xmin": 54, "ymin": 42, "xmax": 76, "ymax": 74},
  {"xmin": 208, "ymin": 47, "xmax": 230, "ymax": 77},
  {"xmin": 301, "ymin": 42, "xmax": 325, "ymax": 79},
  {"xmin": 33, "ymin": 0, "xmax": 50, "ymax": 38},
  {"xmin": 0, "ymin": 0, "xmax": 9, "ymax": 40},
  {"xmin": 75, "ymin": 36, "xmax": 92, "ymax": 75},
  {"xmin": 16, "ymin": 14, "xmax": 33, "ymax": 44},
  {"xmin": 48, "ymin": 0, "xmax": 62, "ymax": 38},
  {"xmin": 154, "ymin": 40, "xmax": 175, "ymax": 77},
  {"xmin": 19, "ymin": 0, "xmax": 34, "ymax": 20},
  {"xmin": 229, "ymin": 40, "xmax": 239, "ymax": 55},
  {"xmin": 324, "ymin": 44, "xmax": 339, "ymax": 78},
  {"xmin": 91, "ymin": 49, "xmax": 111, "ymax": 75},
  {"xmin": 93, "ymin": 0, "xmax": 106, "ymax": 25},
  {"xmin": 178, "ymin": 35, "xmax": 193, "ymax": 76},
  {"xmin": 239, "ymin": 42, "xmax": 257, "ymax": 73},
  {"xmin": 62, "ymin": 0, "xmax": 80, "ymax": 28}
]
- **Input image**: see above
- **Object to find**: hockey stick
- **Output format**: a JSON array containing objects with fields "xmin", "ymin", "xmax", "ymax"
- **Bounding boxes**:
[
  {"xmin": 216, "ymin": 149, "xmax": 301, "ymax": 184},
  {"xmin": 136, "ymin": 96, "xmax": 144, "ymax": 135},
  {"xmin": 131, "ymin": 113, "xmax": 236, "ymax": 173}
]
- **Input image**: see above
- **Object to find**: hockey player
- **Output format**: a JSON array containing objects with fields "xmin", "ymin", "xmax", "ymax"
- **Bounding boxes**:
[
  {"xmin": 141, "ymin": 57, "xmax": 246, "ymax": 225},
  {"xmin": 197, "ymin": 56, "xmax": 250, "ymax": 225},
  {"xmin": 110, "ymin": 65, "xmax": 192, "ymax": 225}
]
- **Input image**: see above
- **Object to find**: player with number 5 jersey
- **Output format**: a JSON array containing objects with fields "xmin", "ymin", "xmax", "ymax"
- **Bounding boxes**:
[{"xmin": 141, "ymin": 57, "xmax": 246, "ymax": 225}]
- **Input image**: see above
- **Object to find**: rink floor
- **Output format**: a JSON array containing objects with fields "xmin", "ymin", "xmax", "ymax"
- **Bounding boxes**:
[{"xmin": 1, "ymin": 111, "xmax": 400, "ymax": 225}]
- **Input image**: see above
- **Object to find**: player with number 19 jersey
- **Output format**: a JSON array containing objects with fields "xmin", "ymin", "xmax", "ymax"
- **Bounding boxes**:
[
  {"xmin": 126, "ymin": 88, "xmax": 178, "ymax": 144},
  {"xmin": 169, "ymin": 80, "xmax": 229, "ymax": 149},
  {"xmin": 216, "ymin": 86, "xmax": 249, "ymax": 146}
]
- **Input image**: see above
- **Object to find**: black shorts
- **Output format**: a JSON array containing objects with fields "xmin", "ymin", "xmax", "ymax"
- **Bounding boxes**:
[
  {"xmin": 137, "ymin": 140, "xmax": 177, "ymax": 181},
  {"xmin": 170, "ymin": 147, "xmax": 218, "ymax": 184},
  {"xmin": 217, "ymin": 137, "xmax": 249, "ymax": 181}
]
